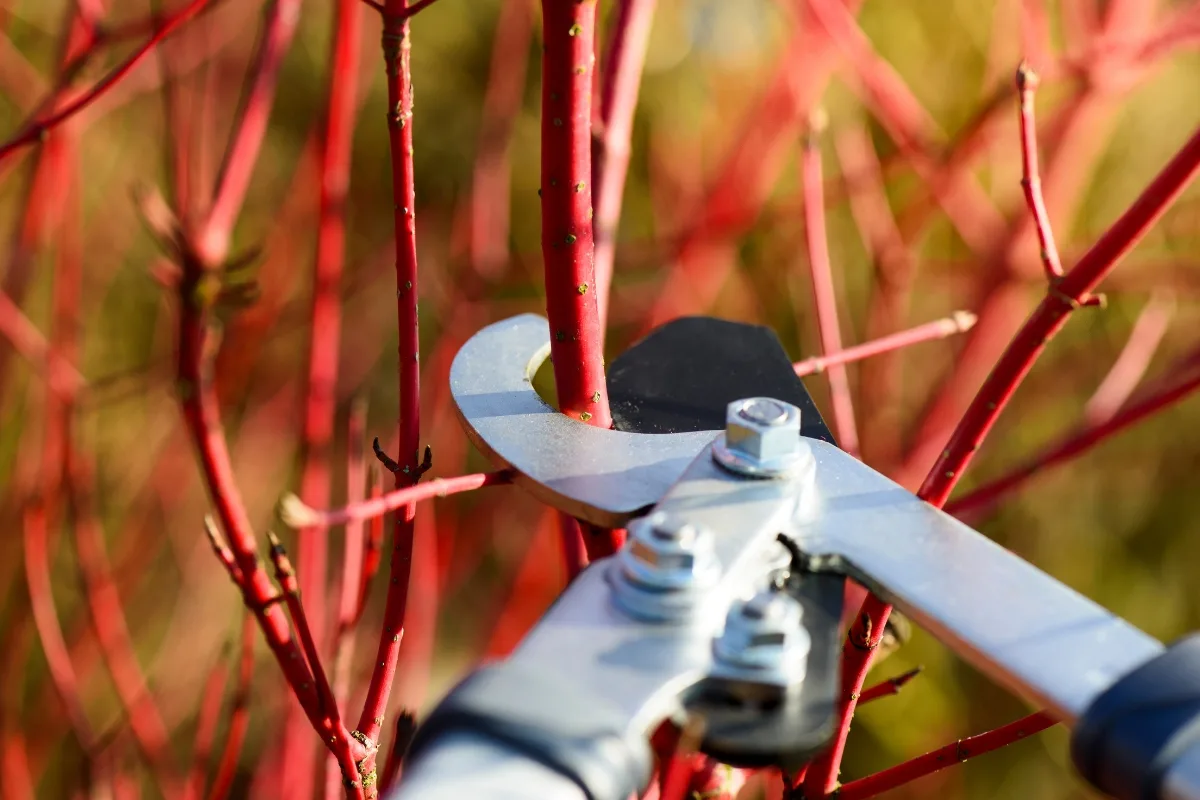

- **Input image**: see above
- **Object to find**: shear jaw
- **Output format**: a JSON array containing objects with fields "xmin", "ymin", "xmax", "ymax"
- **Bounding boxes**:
[{"xmin": 448, "ymin": 314, "xmax": 721, "ymax": 527}]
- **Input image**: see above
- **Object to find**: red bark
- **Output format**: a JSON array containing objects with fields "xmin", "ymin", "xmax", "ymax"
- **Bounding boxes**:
[{"xmin": 539, "ymin": 0, "xmax": 612, "ymax": 429}]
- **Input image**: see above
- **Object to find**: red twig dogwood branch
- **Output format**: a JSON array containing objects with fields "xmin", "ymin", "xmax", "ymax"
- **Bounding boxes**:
[
  {"xmin": 539, "ymin": 0, "xmax": 612, "ymax": 430},
  {"xmin": 793, "ymin": 312, "xmax": 977, "ymax": 377},
  {"xmin": 801, "ymin": 116, "xmax": 859, "ymax": 455},
  {"xmin": 919, "ymin": 122, "xmax": 1200, "ymax": 507},
  {"xmin": 834, "ymin": 711, "xmax": 1056, "ymax": 800},
  {"xmin": 1017, "ymin": 63, "xmax": 1063, "ymax": 282},
  {"xmin": 281, "ymin": 471, "xmax": 514, "ymax": 530},
  {"xmin": 0, "ymin": 0, "xmax": 215, "ymax": 167},
  {"xmin": 352, "ymin": 0, "xmax": 436, "ymax": 778}
]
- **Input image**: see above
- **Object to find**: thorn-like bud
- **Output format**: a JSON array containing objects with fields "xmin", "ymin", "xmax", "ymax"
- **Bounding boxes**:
[
  {"xmin": 1016, "ymin": 60, "xmax": 1040, "ymax": 92},
  {"xmin": 951, "ymin": 310, "xmax": 978, "ymax": 332},
  {"xmin": 278, "ymin": 493, "xmax": 320, "ymax": 530}
]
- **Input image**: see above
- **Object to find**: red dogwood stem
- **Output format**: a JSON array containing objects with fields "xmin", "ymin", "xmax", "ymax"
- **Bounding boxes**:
[
  {"xmin": 539, "ymin": 0, "xmax": 612, "ymax": 429},
  {"xmin": 920, "ymin": 123, "xmax": 1200, "ymax": 507},
  {"xmin": 836, "ymin": 711, "xmax": 1055, "ymax": 800}
]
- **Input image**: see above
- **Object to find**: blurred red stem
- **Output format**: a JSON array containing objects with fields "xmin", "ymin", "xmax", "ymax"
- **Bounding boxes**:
[
  {"xmin": 186, "ymin": 648, "xmax": 229, "ymax": 800},
  {"xmin": 200, "ymin": 0, "xmax": 301, "ymax": 264},
  {"xmin": 69, "ymin": 463, "xmax": 180, "ymax": 797},
  {"xmin": 205, "ymin": 614, "xmax": 255, "ymax": 800},
  {"xmin": 0, "ymin": 0, "xmax": 213, "ymax": 167},
  {"xmin": 1084, "ymin": 291, "xmax": 1173, "ymax": 425},
  {"xmin": 801, "ymin": 122, "xmax": 859, "ymax": 455},
  {"xmin": 286, "ymin": 0, "xmax": 365, "ymax": 789},
  {"xmin": 592, "ymin": 0, "xmax": 657, "ymax": 334}
]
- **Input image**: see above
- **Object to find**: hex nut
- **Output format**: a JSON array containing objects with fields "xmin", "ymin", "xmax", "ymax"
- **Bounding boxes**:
[
  {"xmin": 618, "ymin": 512, "xmax": 719, "ymax": 591},
  {"xmin": 712, "ymin": 589, "xmax": 811, "ymax": 680},
  {"xmin": 714, "ymin": 397, "xmax": 811, "ymax": 478}
]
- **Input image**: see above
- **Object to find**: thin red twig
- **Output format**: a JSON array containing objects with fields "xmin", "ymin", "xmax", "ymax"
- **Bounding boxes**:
[
  {"xmin": 265, "ymin": 532, "xmax": 362, "ymax": 796},
  {"xmin": 0, "ymin": 0, "xmax": 214, "ymax": 166},
  {"xmin": 282, "ymin": 471, "xmax": 514, "ymax": 529},
  {"xmin": 354, "ymin": 0, "xmax": 428, "ymax": 775},
  {"xmin": 801, "ymin": 116, "xmax": 859, "ymax": 455},
  {"xmin": 592, "ymin": 0, "xmax": 657, "ymax": 334},
  {"xmin": 1017, "ymin": 62, "xmax": 1064, "ymax": 282},
  {"xmin": 794, "ymin": 313, "xmax": 977, "ymax": 378},
  {"xmin": 0, "ymin": 291, "xmax": 86, "ymax": 396},
  {"xmin": 857, "ymin": 666, "xmax": 923, "ymax": 706},
  {"xmin": 801, "ymin": 594, "xmax": 892, "ymax": 796},
  {"xmin": 834, "ymin": 712, "xmax": 1056, "ymax": 800}
]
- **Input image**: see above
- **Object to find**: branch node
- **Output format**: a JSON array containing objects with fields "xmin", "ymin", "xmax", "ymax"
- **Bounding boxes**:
[{"xmin": 372, "ymin": 437, "xmax": 401, "ymax": 474}]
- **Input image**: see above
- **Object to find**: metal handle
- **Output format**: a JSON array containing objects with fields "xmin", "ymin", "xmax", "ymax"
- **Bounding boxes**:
[{"xmin": 391, "ymin": 731, "xmax": 588, "ymax": 800}]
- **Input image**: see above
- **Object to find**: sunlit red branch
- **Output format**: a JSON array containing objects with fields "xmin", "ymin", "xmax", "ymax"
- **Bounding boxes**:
[
  {"xmin": 836, "ymin": 711, "xmax": 1055, "ymax": 800},
  {"xmin": 794, "ymin": 312, "xmax": 977, "ymax": 378}
]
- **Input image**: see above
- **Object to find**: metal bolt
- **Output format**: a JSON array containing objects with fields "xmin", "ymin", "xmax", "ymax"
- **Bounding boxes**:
[
  {"xmin": 738, "ymin": 398, "xmax": 788, "ymax": 426},
  {"xmin": 711, "ymin": 589, "xmax": 811, "ymax": 685},
  {"xmin": 612, "ymin": 511, "xmax": 721, "ymax": 621},
  {"xmin": 713, "ymin": 397, "xmax": 810, "ymax": 478}
]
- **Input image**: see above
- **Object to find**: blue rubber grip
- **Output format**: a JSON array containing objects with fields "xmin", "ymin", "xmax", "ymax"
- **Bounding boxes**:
[{"xmin": 1071, "ymin": 634, "xmax": 1200, "ymax": 800}]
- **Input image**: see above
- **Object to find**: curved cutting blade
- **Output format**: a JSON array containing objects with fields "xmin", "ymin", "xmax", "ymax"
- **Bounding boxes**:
[{"xmin": 449, "ymin": 314, "xmax": 720, "ymax": 527}]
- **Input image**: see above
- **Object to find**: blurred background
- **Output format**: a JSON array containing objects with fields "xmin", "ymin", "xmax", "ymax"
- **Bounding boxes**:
[{"xmin": 1, "ymin": 0, "xmax": 1199, "ymax": 797}]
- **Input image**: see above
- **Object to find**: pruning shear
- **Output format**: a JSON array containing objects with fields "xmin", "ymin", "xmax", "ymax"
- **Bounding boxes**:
[{"xmin": 391, "ymin": 314, "xmax": 1200, "ymax": 800}]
